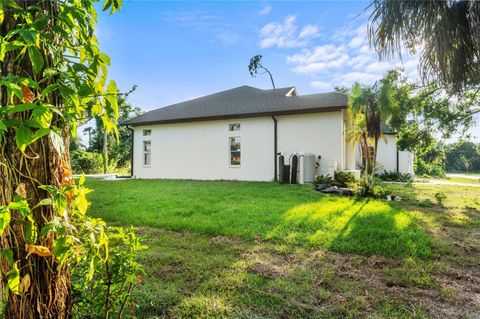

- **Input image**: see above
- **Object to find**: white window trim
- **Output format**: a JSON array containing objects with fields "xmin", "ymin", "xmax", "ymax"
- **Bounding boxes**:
[
  {"xmin": 228, "ymin": 123, "xmax": 240, "ymax": 133},
  {"xmin": 229, "ymin": 136, "xmax": 241, "ymax": 167},
  {"xmin": 142, "ymin": 129, "xmax": 152, "ymax": 137},
  {"xmin": 143, "ymin": 140, "xmax": 151, "ymax": 167}
]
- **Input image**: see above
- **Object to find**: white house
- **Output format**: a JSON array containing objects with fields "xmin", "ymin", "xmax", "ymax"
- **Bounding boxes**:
[{"xmin": 124, "ymin": 86, "xmax": 414, "ymax": 182}]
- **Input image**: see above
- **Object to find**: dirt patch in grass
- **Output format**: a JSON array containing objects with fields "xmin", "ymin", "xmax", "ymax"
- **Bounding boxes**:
[{"xmin": 131, "ymin": 227, "xmax": 479, "ymax": 318}]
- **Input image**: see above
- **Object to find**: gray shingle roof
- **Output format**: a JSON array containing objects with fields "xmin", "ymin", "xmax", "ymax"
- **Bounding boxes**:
[{"xmin": 124, "ymin": 85, "xmax": 347, "ymax": 126}]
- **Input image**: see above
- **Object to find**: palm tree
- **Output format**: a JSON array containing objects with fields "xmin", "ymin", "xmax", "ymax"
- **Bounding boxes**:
[
  {"xmin": 348, "ymin": 79, "xmax": 397, "ymax": 191},
  {"xmin": 368, "ymin": 0, "xmax": 480, "ymax": 93}
]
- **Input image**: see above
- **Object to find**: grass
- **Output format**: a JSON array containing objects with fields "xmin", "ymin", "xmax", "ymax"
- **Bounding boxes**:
[
  {"xmin": 87, "ymin": 179, "xmax": 431, "ymax": 257},
  {"xmin": 86, "ymin": 179, "xmax": 480, "ymax": 318},
  {"xmin": 437, "ymin": 176, "xmax": 480, "ymax": 184}
]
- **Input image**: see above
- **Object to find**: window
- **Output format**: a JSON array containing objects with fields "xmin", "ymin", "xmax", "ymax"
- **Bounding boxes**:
[
  {"xmin": 229, "ymin": 137, "xmax": 241, "ymax": 166},
  {"xmin": 143, "ymin": 129, "xmax": 151, "ymax": 136},
  {"xmin": 229, "ymin": 123, "xmax": 240, "ymax": 131},
  {"xmin": 143, "ymin": 141, "xmax": 151, "ymax": 166}
]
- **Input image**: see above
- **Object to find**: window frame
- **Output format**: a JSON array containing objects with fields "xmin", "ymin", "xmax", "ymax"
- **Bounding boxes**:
[
  {"xmin": 229, "ymin": 136, "xmax": 241, "ymax": 167},
  {"xmin": 229, "ymin": 123, "xmax": 240, "ymax": 132},
  {"xmin": 143, "ymin": 129, "xmax": 152, "ymax": 136},
  {"xmin": 143, "ymin": 140, "xmax": 152, "ymax": 167}
]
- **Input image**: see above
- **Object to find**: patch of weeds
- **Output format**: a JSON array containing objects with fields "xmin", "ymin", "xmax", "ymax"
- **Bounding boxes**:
[
  {"xmin": 174, "ymin": 295, "xmax": 233, "ymax": 319},
  {"xmin": 440, "ymin": 286, "xmax": 457, "ymax": 301},
  {"xmin": 372, "ymin": 297, "xmax": 430, "ymax": 319},
  {"xmin": 434, "ymin": 192, "xmax": 447, "ymax": 206},
  {"xmin": 417, "ymin": 199, "xmax": 435, "ymax": 208},
  {"xmin": 383, "ymin": 257, "xmax": 435, "ymax": 289}
]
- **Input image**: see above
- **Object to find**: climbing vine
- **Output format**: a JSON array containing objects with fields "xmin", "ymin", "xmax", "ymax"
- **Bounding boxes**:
[{"xmin": 0, "ymin": 0, "xmax": 144, "ymax": 317}]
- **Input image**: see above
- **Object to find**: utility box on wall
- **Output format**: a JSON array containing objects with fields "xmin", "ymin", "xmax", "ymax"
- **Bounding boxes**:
[{"xmin": 301, "ymin": 153, "xmax": 316, "ymax": 184}]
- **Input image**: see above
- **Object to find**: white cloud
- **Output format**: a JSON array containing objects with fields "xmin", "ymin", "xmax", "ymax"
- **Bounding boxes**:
[
  {"xmin": 310, "ymin": 81, "xmax": 333, "ymax": 91},
  {"xmin": 259, "ymin": 5, "xmax": 272, "ymax": 16},
  {"xmin": 214, "ymin": 30, "xmax": 241, "ymax": 45},
  {"xmin": 259, "ymin": 15, "xmax": 320, "ymax": 48},
  {"xmin": 335, "ymin": 72, "xmax": 381, "ymax": 85},
  {"xmin": 299, "ymin": 25, "xmax": 319, "ymax": 39},
  {"xmin": 287, "ymin": 44, "xmax": 348, "ymax": 74},
  {"xmin": 282, "ymin": 21, "xmax": 420, "ymax": 90}
]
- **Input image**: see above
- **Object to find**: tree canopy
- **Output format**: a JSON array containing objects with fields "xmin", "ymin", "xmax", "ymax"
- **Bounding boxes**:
[{"xmin": 368, "ymin": 0, "xmax": 480, "ymax": 94}]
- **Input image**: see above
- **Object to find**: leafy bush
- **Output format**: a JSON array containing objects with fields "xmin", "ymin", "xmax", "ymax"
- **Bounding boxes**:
[
  {"xmin": 314, "ymin": 174, "xmax": 334, "ymax": 185},
  {"xmin": 378, "ymin": 170, "xmax": 413, "ymax": 182},
  {"xmin": 434, "ymin": 192, "xmax": 447, "ymax": 206},
  {"xmin": 71, "ymin": 150, "xmax": 104, "ymax": 174},
  {"xmin": 332, "ymin": 171, "xmax": 356, "ymax": 187},
  {"xmin": 72, "ymin": 226, "xmax": 147, "ymax": 318},
  {"xmin": 415, "ymin": 160, "xmax": 445, "ymax": 177}
]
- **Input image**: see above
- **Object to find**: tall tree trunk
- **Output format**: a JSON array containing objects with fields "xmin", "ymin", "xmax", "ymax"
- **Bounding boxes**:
[{"xmin": 0, "ymin": 2, "xmax": 71, "ymax": 317}]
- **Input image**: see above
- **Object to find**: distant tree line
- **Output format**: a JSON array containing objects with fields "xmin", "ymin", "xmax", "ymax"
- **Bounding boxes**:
[
  {"xmin": 416, "ymin": 140, "xmax": 480, "ymax": 175},
  {"xmin": 70, "ymin": 95, "xmax": 141, "ymax": 175}
]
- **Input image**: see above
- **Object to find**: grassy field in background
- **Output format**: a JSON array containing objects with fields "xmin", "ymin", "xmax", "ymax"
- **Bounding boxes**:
[{"xmin": 86, "ymin": 179, "xmax": 480, "ymax": 318}]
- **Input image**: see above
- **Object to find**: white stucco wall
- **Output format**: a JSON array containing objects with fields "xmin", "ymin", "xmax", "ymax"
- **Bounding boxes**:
[
  {"xmin": 133, "ymin": 117, "xmax": 275, "ymax": 181},
  {"xmin": 276, "ymin": 111, "xmax": 344, "ymax": 176},
  {"xmin": 376, "ymin": 135, "xmax": 398, "ymax": 172},
  {"xmin": 354, "ymin": 134, "xmax": 415, "ymax": 175},
  {"xmin": 132, "ymin": 111, "xmax": 347, "ymax": 181}
]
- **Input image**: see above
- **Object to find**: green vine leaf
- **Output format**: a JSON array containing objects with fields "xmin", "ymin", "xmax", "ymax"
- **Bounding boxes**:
[
  {"xmin": 0, "ymin": 207, "xmax": 11, "ymax": 235},
  {"xmin": 9, "ymin": 103, "xmax": 36, "ymax": 113},
  {"xmin": 8, "ymin": 199, "xmax": 31, "ymax": 218},
  {"xmin": 25, "ymin": 215, "xmax": 37, "ymax": 244},
  {"xmin": 7, "ymin": 261, "xmax": 20, "ymax": 295},
  {"xmin": 0, "ymin": 2, "xmax": 4, "ymax": 25},
  {"xmin": 15, "ymin": 125, "xmax": 33, "ymax": 152},
  {"xmin": 0, "ymin": 249, "xmax": 14, "ymax": 266},
  {"xmin": 0, "ymin": 120, "xmax": 7, "ymax": 137},
  {"xmin": 28, "ymin": 46, "xmax": 44, "ymax": 74}
]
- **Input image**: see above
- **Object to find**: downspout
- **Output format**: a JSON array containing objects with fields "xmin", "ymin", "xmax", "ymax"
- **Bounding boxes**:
[
  {"xmin": 272, "ymin": 116, "xmax": 278, "ymax": 181},
  {"xmin": 396, "ymin": 145, "xmax": 399, "ymax": 173},
  {"xmin": 126, "ymin": 125, "xmax": 134, "ymax": 177}
]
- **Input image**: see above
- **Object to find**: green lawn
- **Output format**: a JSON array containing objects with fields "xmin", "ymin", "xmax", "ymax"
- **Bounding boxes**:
[
  {"xmin": 86, "ymin": 179, "xmax": 480, "ymax": 318},
  {"xmin": 87, "ymin": 179, "xmax": 431, "ymax": 257}
]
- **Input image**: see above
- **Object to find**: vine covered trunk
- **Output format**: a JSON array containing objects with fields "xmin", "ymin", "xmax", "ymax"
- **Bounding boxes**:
[{"xmin": 1, "ymin": 1, "xmax": 71, "ymax": 317}]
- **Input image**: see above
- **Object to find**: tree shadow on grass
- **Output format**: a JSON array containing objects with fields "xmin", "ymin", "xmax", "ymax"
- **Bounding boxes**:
[{"xmin": 267, "ymin": 196, "xmax": 432, "ymax": 258}]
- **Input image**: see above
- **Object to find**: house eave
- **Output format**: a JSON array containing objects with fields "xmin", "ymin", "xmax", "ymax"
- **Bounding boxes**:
[{"xmin": 124, "ymin": 105, "xmax": 347, "ymax": 127}]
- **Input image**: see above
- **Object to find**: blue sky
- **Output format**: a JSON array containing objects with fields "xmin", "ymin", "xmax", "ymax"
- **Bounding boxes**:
[{"xmin": 92, "ymin": 0, "xmax": 479, "ymax": 141}]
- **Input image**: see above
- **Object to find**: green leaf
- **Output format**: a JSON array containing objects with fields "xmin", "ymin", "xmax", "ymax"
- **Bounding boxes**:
[
  {"xmin": 0, "ymin": 121, "xmax": 7, "ymax": 137},
  {"xmin": 28, "ymin": 47, "xmax": 44, "ymax": 74},
  {"xmin": 32, "ymin": 105, "xmax": 52, "ymax": 128},
  {"xmin": 15, "ymin": 126, "xmax": 33, "ymax": 152},
  {"xmin": 19, "ymin": 30, "xmax": 36, "ymax": 45},
  {"xmin": 0, "ymin": 206, "xmax": 11, "ymax": 235},
  {"xmin": 79, "ymin": 175, "xmax": 86, "ymax": 186},
  {"xmin": 9, "ymin": 103, "xmax": 36, "ymax": 113},
  {"xmin": 33, "ymin": 198, "xmax": 53, "ymax": 209},
  {"xmin": 3, "ymin": 82, "xmax": 22, "ymax": 102},
  {"xmin": 32, "ymin": 127, "xmax": 50, "ymax": 142},
  {"xmin": 53, "ymin": 236, "xmax": 70, "ymax": 262},
  {"xmin": 0, "ymin": 6, "xmax": 4, "ymax": 25},
  {"xmin": 25, "ymin": 215, "xmax": 37, "ymax": 244},
  {"xmin": 7, "ymin": 261, "xmax": 20, "ymax": 295},
  {"xmin": 0, "ymin": 249, "xmax": 14, "ymax": 266},
  {"xmin": 8, "ymin": 200, "xmax": 31, "ymax": 218},
  {"xmin": 40, "ymin": 84, "xmax": 58, "ymax": 97}
]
